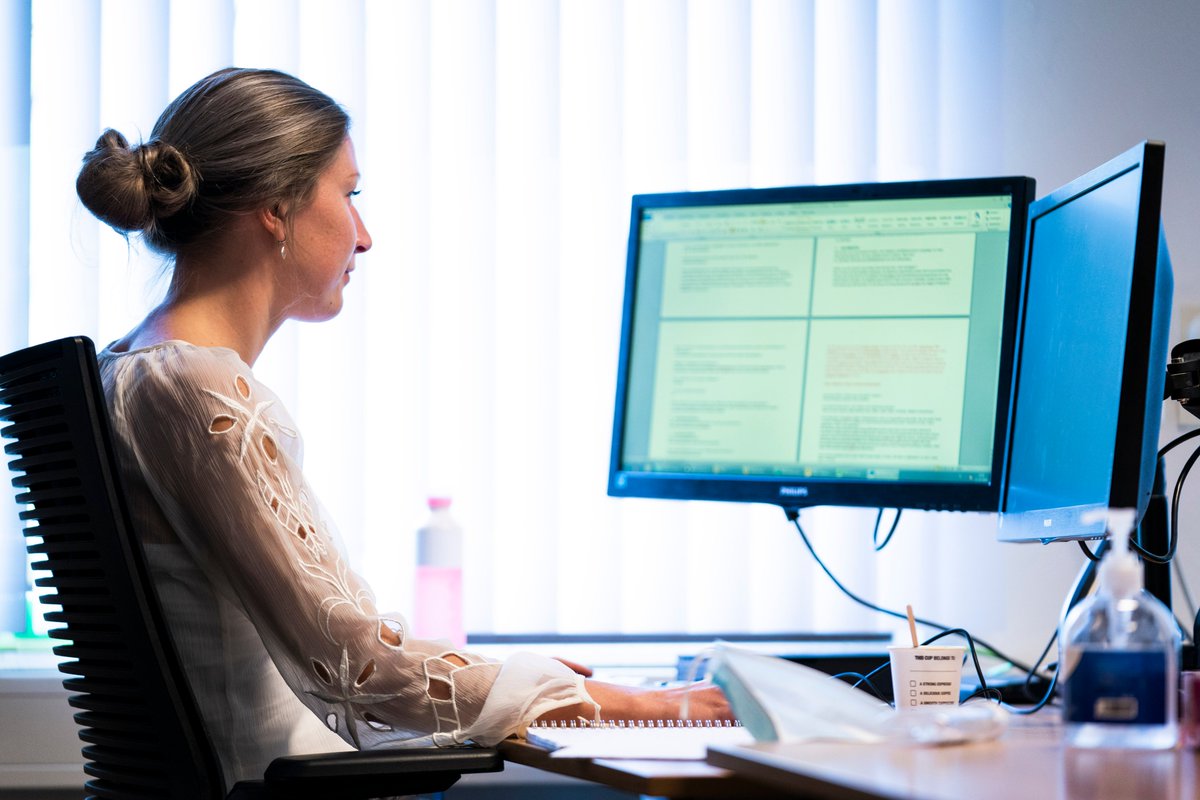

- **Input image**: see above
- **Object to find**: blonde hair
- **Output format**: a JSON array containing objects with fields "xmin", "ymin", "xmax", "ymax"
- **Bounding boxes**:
[{"xmin": 76, "ymin": 68, "xmax": 349, "ymax": 256}]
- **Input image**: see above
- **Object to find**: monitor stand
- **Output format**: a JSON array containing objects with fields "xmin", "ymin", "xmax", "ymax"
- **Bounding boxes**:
[
  {"xmin": 1058, "ymin": 459, "xmax": 1172, "ymax": 619},
  {"xmin": 1057, "ymin": 458, "xmax": 1192, "ymax": 671},
  {"xmin": 1141, "ymin": 458, "xmax": 1172, "ymax": 611}
]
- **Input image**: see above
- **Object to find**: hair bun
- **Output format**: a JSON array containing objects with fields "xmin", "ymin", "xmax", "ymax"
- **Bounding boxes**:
[
  {"xmin": 75, "ymin": 128, "xmax": 197, "ymax": 236},
  {"xmin": 137, "ymin": 140, "xmax": 197, "ymax": 219},
  {"xmin": 77, "ymin": 68, "xmax": 349, "ymax": 256}
]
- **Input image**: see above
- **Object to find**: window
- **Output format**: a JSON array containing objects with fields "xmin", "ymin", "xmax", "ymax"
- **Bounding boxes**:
[{"xmin": 1, "ymin": 0, "xmax": 1007, "ymax": 643}]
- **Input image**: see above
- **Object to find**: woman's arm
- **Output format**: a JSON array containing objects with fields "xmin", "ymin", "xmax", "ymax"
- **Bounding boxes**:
[
  {"xmin": 538, "ymin": 680, "xmax": 734, "ymax": 725},
  {"xmin": 106, "ymin": 344, "xmax": 592, "ymax": 748}
]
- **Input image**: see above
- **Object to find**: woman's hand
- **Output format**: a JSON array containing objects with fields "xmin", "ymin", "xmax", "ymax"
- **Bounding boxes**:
[
  {"xmin": 646, "ymin": 681, "xmax": 734, "ymax": 722},
  {"xmin": 537, "ymin": 679, "xmax": 734, "ymax": 725}
]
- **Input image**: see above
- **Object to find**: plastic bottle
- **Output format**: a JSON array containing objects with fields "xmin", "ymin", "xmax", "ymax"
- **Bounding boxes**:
[
  {"xmin": 1060, "ymin": 508, "xmax": 1180, "ymax": 749},
  {"xmin": 412, "ymin": 497, "xmax": 465, "ymax": 648}
]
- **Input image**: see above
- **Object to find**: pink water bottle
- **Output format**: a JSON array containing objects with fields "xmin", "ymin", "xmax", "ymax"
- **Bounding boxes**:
[{"xmin": 413, "ymin": 497, "xmax": 465, "ymax": 647}]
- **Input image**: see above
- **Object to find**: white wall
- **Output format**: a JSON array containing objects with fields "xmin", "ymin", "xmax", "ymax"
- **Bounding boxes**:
[
  {"xmin": 0, "ymin": 674, "xmax": 83, "ymax": 789},
  {"xmin": 1000, "ymin": 0, "xmax": 1200, "ymax": 360}
]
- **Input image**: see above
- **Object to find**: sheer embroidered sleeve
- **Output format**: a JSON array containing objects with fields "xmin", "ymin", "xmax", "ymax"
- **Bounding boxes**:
[{"xmin": 103, "ymin": 344, "xmax": 592, "ymax": 748}]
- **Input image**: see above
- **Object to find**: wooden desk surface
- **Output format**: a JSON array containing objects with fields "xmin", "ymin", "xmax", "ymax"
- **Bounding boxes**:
[
  {"xmin": 706, "ymin": 714, "xmax": 1200, "ymax": 800},
  {"xmin": 498, "ymin": 739, "xmax": 793, "ymax": 798}
]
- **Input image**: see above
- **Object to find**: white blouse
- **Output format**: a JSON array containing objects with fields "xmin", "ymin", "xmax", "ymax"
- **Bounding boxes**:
[{"xmin": 98, "ymin": 341, "xmax": 593, "ymax": 790}]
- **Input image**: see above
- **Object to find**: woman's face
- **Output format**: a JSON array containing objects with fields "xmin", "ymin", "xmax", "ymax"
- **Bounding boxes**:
[{"xmin": 283, "ymin": 137, "xmax": 372, "ymax": 321}]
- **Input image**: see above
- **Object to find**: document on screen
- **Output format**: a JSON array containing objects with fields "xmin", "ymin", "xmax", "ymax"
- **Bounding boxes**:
[{"xmin": 645, "ymin": 230, "xmax": 977, "ymax": 473}]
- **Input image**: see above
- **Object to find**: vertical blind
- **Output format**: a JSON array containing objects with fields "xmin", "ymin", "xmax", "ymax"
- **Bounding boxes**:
[
  {"xmin": 1, "ymin": 0, "xmax": 31, "ymax": 634},
  {"xmin": 2, "ymin": 0, "xmax": 1011, "ymax": 641}
]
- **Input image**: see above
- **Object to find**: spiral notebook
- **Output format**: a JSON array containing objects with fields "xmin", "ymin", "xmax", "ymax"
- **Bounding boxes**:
[{"xmin": 524, "ymin": 720, "xmax": 753, "ymax": 760}]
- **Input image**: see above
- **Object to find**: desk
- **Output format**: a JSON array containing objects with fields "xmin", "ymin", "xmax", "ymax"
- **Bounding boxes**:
[
  {"xmin": 706, "ymin": 715, "xmax": 1200, "ymax": 800},
  {"xmin": 506, "ymin": 716, "xmax": 1200, "ymax": 799},
  {"xmin": 498, "ymin": 739, "xmax": 792, "ymax": 798}
]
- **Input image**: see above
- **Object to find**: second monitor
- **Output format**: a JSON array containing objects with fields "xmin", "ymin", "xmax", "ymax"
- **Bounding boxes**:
[
  {"xmin": 1000, "ymin": 141, "xmax": 1173, "ymax": 544},
  {"xmin": 608, "ymin": 177, "xmax": 1035, "ymax": 512}
]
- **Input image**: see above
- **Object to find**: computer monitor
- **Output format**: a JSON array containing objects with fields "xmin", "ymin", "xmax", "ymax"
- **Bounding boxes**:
[
  {"xmin": 999, "ymin": 141, "xmax": 1172, "ymax": 543},
  {"xmin": 608, "ymin": 177, "xmax": 1035, "ymax": 512}
]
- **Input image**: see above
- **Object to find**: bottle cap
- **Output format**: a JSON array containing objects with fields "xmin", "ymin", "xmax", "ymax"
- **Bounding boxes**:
[
  {"xmin": 428, "ymin": 497, "xmax": 452, "ymax": 510},
  {"xmin": 1097, "ymin": 507, "xmax": 1141, "ymax": 598}
]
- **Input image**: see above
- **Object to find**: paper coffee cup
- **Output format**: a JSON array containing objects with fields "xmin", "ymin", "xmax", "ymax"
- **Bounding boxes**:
[{"xmin": 889, "ymin": 645, "xmax": 965, "ymax": 710}]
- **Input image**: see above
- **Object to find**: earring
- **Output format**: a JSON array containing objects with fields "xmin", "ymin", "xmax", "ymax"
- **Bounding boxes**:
[{"xmin": 278, "ymin": 239, "xmax": 287, "ymax": 260}]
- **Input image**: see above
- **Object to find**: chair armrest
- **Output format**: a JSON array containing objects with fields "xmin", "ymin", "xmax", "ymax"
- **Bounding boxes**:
[{"xmin": 258, "ymin": 746, "xmax": 502, "ymax": 799}]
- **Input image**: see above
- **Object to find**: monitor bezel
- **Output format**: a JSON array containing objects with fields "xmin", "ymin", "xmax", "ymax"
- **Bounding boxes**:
[
  {"xmin": 607, "ymin": 176, "xmax": 1036, "ymax": 512},
  {"xmin": 998, "ymin": 140, "xmax": 1171, "ymax": 542}
]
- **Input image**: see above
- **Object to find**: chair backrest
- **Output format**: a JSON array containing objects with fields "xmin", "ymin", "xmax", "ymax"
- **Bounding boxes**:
[{"xmin": 0, "ymin": 337, "xmax": 227, "ymax": 800}]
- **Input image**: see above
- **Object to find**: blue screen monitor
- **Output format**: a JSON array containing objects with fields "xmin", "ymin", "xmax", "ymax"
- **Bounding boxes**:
[
  {"xmin": 608, "ymin": 177, "xmax": 1034, "ymax": 511},
  {"xmin": 999, "ymin": 142, "xmax": 1172, "ymax": 542}
]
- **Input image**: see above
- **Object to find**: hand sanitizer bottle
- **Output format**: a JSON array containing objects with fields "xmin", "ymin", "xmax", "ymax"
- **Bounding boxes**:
[
  {"xmin": 1060, "ymin": 508, "xmax": 1179, "ymax": 749},
  {"xmin": 413, "ymin": 497, "xmax": 465, "ymax": 647}
]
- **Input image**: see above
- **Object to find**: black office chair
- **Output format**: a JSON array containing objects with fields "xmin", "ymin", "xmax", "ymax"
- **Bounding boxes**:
[{"xmin": 0, "ymin": 336, "xmax": 502, "ymax": 799}]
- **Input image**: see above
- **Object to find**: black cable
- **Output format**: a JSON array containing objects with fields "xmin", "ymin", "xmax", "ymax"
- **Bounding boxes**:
[
  {"xmin": 1130, "ymin": 439, "xmax": 1198, "ymax": 564},
  {"xmin": 852, "ymin": 626, "xmax": 1058, "ymax": 711},
  {"xmin": 922, "ymin": 627, "xmax": 992, "ymax": 699},
  {"xmin": 1022, "ymin": 628, "xmax": 1058, "ymax": 700},
  {"xmin": 786, "ymin": 508, "xmax": 1066, "ymax": 712},
  {"xmin": 1067, "ymin": 531, "xmax": 1189, "ymax": 641},
  {"xmin": 830, "ymin": 671, "xmax": 889, "ymax": 702},
  {"xmin": 1159, "ymin": 426, "xmax": 1200, "ymax": 459},
  {"xmin": 997, "ymin": 624, "xmax": 1060, "ymax": 714},
  {"xmin": 1130, "ymin": 427, "xmax": 1200, "ymax": 564},
  {"xmin": 784, "ymin": 509, "xmax": 1038, "ymax": 678},
  {"xmin": 842, "ymin": 654, "xmax": 893, "ymax": 695},
  {"xmin": 1167, "ymin": 440, "xmax": 1200, "ymax": 561},
  {"xmin": 1077, "ymin": 540, "xmax": 1101, "ymax": 562},
  {"xmin": 964, "ymin": 686, "xmax": 1005, "ymax": 703},
  {"xmin": 1007, "ymin": 553, "xmax": 1111, "ymax": 714},
  {"xmin": 872, "ymin": 509, "xmax": 902, "ymax": 552},
  {"xmin": 842, "ymin": 628, "xmax": 1017, "ymax": 709},
  {"xmin": 1011, "ymin": 669, "xmax": 1059, "ymax": 714}
]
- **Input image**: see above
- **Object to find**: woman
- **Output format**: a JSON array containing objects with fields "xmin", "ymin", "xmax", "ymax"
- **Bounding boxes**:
[{"xmin": 75, "ymin": 67, "xmax": 730, "ymax": 790}]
